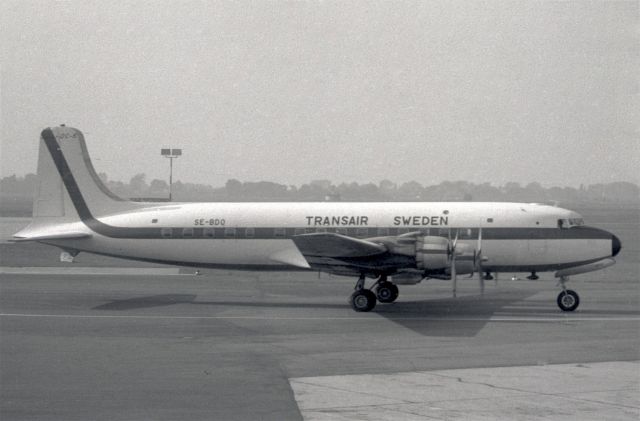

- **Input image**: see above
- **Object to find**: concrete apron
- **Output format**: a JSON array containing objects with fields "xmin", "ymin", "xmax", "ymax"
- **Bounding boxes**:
[{"xmin": 290, "ymin": 360, "xmax": 640, "ymax": 421}]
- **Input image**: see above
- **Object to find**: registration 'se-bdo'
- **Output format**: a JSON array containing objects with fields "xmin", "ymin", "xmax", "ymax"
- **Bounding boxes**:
[{"xmin": 14, "ymin": 126, "xmax": 621, "ymax": 312}]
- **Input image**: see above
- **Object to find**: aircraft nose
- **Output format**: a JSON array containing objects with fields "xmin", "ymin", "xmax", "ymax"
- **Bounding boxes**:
[{"xmin": 612, "ymin": 234, "xmax": 621, "ymax": 257}]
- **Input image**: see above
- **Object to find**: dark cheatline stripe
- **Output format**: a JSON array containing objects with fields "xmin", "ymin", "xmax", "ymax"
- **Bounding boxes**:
[{"xmin": 41, "ymin": 128, "xmax": 614, "ymax": 242}]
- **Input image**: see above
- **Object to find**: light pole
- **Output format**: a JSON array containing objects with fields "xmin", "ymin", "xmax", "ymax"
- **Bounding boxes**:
[{"xmin": 161, "ymin": 148, "xmax": 182, "ymax": 201}]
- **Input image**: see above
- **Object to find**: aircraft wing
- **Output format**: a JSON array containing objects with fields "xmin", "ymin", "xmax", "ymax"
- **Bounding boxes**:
[{"xmin": 291, "ymin": 233, "xmax": 387, "ymax": 258}]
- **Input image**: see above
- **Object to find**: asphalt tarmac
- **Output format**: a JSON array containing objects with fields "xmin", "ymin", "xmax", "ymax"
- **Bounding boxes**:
[
  {"xmin": 1, "ymin": 209, "xmax": 638, "ymax": 420},
  {"xmin": 1, "ymin": 264, "xmax": 638, "ymax": 420}
]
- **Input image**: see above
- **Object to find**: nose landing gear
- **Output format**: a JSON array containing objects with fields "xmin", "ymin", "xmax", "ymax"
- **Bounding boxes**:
[{"xmin": 556, "ymin": 276, "xmax": 580, "ymax": 311}]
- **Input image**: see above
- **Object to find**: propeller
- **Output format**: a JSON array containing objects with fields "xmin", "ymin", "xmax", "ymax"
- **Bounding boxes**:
[
  {"xmin": 448, "ymin": 229, "xmax": 459, "ymax": 297},
  {"xmin": 475, "ymin": 227, "xmax": 484, "ymax": 295}
]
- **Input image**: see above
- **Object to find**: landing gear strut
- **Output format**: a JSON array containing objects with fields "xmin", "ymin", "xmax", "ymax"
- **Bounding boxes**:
[
  {"xmin": 527, "ymin": 271, "xmax": 539, "ymax": 280},
  {"xmin": 556, "ymin": 276, "xmax": 580, "ymax": 312}
]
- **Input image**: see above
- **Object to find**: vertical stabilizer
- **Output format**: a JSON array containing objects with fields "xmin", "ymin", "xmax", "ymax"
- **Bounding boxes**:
[
  {"xmin": 33, "ymin": 126, "xmax": 144, "ymax": 222},
  {"xmin": 33, "ymin": 137, "xmax": 66, "ymax": 218}
]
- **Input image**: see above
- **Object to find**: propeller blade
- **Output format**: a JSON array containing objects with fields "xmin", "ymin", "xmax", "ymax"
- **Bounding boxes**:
[
  {"xmin": 451, "ymin": 253, "xmax": 457, "ymax": 298},
  {"xmin": 449, "ymin": 229, "xmax": 459, "ymax": 297},
  {"xmin": 476, "ymin": 227, "xmax": 484, "ymax": 295}
]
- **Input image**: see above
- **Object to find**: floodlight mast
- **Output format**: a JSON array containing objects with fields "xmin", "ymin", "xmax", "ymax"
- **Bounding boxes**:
[{"xmin": 161, "ymin": 148, "xmax": 182, "ymax": 201}]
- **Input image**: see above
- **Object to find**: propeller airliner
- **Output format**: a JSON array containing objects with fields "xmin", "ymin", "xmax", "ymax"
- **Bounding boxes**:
[{"xmin": 13, "ymin": 126, "xmax": 621, "ymax": 312}]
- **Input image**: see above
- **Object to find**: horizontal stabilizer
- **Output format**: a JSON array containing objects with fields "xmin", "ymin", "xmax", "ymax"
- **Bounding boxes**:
[
  {"xmin": 9, "ymin": 231, "xmax": 91, "ymax": 243},
  {"xmin": 292, "ymin": 233, "xmax": 387, "ymax": 258}
]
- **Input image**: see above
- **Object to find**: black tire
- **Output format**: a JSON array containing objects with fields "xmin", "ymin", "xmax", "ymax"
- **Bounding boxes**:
[
  {"xmin": 557, "ymin": 290, "xmax": 580, "ymax": 312},
  {"xmin": 350, "ymin": 289, "xmax": 376, "ymax": 312},
  {"xmin": 376, "ymin": 282, "xmax": 399, "ymax": 303}
]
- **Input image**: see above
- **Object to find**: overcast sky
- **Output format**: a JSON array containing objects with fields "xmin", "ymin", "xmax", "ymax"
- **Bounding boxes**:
[{"xmin": 1, "ymin": 1, "xmax": 638, "ymax": 188}]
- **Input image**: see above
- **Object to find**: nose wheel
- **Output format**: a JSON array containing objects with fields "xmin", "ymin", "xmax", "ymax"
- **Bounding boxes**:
[
  {"xmin": 557, "ymin": 276, "xmax": 580, "ymax": 311},
  {"xmin": 557, "ymin": 290, "xmax": 580, "ymax": 311}
]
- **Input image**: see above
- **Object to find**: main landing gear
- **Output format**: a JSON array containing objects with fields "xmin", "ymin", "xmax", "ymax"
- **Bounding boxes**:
[
  {"xmin": 349, "ymin": 275, "xmax": 399, "ymax": 312},
  {"xmin": 556, "ymin": 276, "xmax": 580, "ymax": 312}
]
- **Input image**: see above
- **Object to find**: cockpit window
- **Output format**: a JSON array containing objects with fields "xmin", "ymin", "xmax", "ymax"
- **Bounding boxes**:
[{"xmin": 558, "ymin": 218, "xmax": 584, "ymax": 229}]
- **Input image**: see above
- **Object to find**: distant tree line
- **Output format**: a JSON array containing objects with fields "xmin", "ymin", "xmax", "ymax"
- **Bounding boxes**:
[{"xmin": 1, "ymin": 172, "xmax": 638, "ymax": 216}]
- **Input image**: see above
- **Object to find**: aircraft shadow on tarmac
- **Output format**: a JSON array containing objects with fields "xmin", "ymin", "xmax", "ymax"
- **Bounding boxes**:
[{"xmin": 90, "ymin": 290, "xmax": 585, "ymax": 337}]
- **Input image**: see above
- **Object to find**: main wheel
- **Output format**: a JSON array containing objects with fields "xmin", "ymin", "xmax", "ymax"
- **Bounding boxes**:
[
  {"xmin": 350, "ymin": 289, "xmax": 376, "ymax": 312},
  {"xmin": 557, "ymin": 290, "xmax": 580, "ymax": 312},
  {"xmin": 376, "ymin": 282, "xmax": 399, "ymax": 303}
]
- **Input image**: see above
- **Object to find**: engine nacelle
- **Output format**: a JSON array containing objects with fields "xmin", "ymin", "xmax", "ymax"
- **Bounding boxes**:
[
  {"xmin": 379, "ymin": 234, "xmax": 476, "ymax": 275},
  {"xmin": 415, "ymin": 236, "xmax": 475, "ymax": 275},
  {"xmin": 415, "ymin": 236, "xmax": 449, "ymax": 269},
  {"xmin": 391, "ymin": 272, "xmax": 425, "ymax": 285}
]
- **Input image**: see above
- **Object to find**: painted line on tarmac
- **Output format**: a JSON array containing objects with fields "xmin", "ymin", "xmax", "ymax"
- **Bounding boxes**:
[
  {"xmin": 1, "ymin": 313, "xmax": 638, "ymax": 322},
  {"xmin": 0, "ymin": 267, "xmax": 188, "ymax": 276}
]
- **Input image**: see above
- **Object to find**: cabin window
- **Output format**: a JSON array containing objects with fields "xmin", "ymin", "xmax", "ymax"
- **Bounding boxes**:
[
  {"xmin": 204, "ymin": 228, "xmax": 215, "ymax": 238},
  {"xmin": 224, "ymin": 228, "xmax": 236, "ymax": 238},
  {"xmin": 356, "ymin": 227, "xmax": 369, "ymax": 238},
  {"xmin": 182, "ymin": 228, "xmax": 194, "ymax": 238},
  {"xmin": 487, "ymin": 218, "xmax": 493, "ymax": 223},
  {"xmin": 245, "ymin": 227, "xmax": 255, "ymax": 238},
  {"xmin": 377, "ymin": 227, "xmax": 389, "ymax": 236},
  {"xmin": 274, "ymin": 228, "xmax": 286, "ymax": 238},
  {"xmin": 151, "ymin": 219, "xmax": 158, "ymax": 224},
  {"xmin": 161, "ymin": 228, "xmax": 173, "ymax": 238}
]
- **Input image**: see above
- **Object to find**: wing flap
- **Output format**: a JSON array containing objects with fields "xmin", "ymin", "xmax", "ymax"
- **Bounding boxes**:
[{"xmin": 292, "ymin": 233, "xmax": 387, "ymax": 258}]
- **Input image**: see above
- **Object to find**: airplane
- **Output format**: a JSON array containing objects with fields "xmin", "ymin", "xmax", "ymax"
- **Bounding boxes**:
[{"xmin": 13, "ymin": 126, "xmax": 621, "ymax": 312}]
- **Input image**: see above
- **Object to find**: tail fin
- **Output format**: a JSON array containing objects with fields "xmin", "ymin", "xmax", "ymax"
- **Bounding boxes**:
[{"xmin": 33, "ymin": 126, "xmax": 143, "ymax": 222}]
